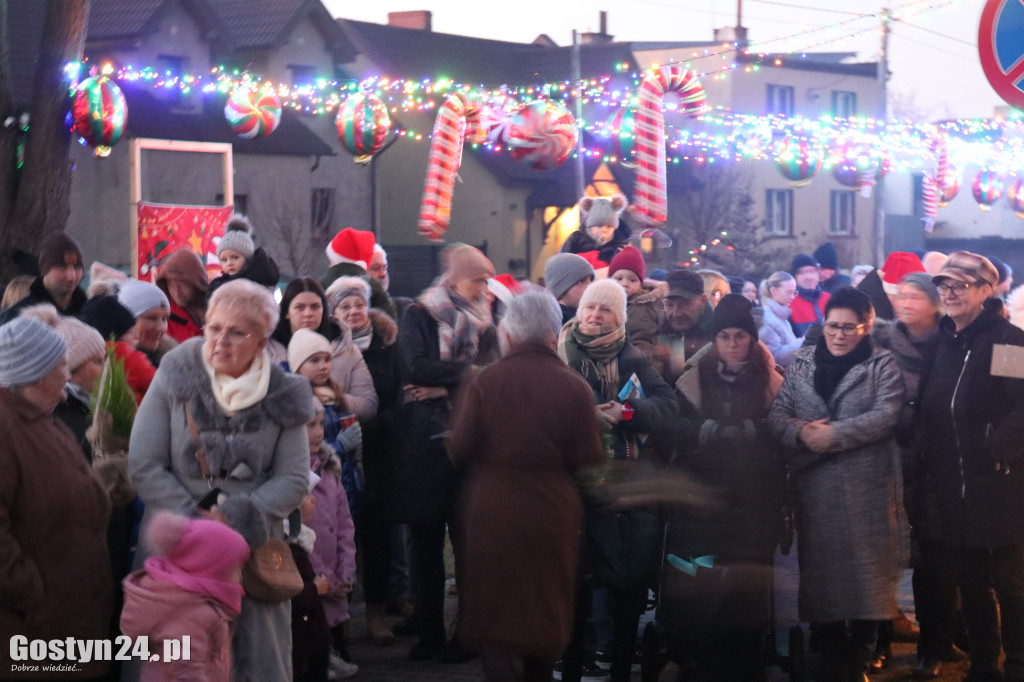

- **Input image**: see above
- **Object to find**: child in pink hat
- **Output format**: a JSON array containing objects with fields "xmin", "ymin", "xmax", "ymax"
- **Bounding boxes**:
[{"xmin": 121, "ymin": 512, "xmax": 251, "ymax": 681}]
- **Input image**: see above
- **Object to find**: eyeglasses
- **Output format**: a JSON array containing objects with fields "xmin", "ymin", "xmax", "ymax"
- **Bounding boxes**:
[
  {"xmin": 936, "ymin": 282, "xmax": 971, "ymax": 296},
  {"xmin": 203, "ymin": 324, "xmax": 255, "ymax": 345},
  {"xmin": 823, "ymin": 322, "xmax": 866, "ymax": 336}
]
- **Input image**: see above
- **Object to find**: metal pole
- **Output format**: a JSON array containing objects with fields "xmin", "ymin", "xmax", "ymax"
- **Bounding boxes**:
[
  {"xmin": 874, "ymin": 8, "xmax": 890, "ymax": 267},
  {"xmin": 572, "ymin": 29, "xmax": 585, "ymax": 199}
]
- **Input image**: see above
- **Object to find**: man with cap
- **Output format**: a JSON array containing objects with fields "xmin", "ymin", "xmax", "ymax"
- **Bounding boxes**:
[
  {"xmin": 320, "ymin": 228, "xmax": 397, "ymax": 321},
  {"xmin": 0, "ymin": 232, "xmax": 87, "ymax": 323},
  {"xmin": 0, "ymin": 316, "xmax": 114, "ymax": 679},
  {"xmin": 544, "ymin": 253, "xmax": 595, "ymax": 324},
  {"xmin": 918, "ymin": 251, "xmax": 1024, "ymax": 682},
  {"xmin": 653, "ymin": 269, "xmax": 715, "ymax": 385},
  {"xmin": 814, "ymin": 242, "xmax": 852, "ymax": 294},
  {"xmin": 789, "ymin": 253, "xmax": 830, "ymax": 337}
]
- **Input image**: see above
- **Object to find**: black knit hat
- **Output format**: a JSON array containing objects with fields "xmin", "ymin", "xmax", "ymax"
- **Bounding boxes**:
[
  {"xmin": 80, "ymin": 295, "xmax": 136, "ymax": 341},
  {"xmin": 791, "ymin": 253, "xmax": 819, "ymax": 274},
  {"xmin": 712, "ymin": 293, "xmax": 758, "ymax": 341},
  {"xmin": 813, "ymin": 242, "xmax": 839, "ymax": 270}
]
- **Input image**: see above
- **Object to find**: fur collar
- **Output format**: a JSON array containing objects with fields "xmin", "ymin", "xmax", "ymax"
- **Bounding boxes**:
[
  {"xmin": 632, "ymin": 280, "xmax": 668, "ymax": 306},
  {"xmin": 310, "ymin": 444, "xmax": 342, "ymax": 478},
  {"xmin": 369, "ymin": 308, "xmax": 398, "ymax": 347},
  {"xmin": 159, "ymin": 338, "xmax": 314, "ymax": 432}
]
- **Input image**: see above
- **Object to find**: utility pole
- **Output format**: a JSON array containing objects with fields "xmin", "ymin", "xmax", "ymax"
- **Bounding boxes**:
[
  {"xmin": 572, "ymin": 29, "xmax": 585, "ymax": 200},
  {"xmin": 874, "ymin": 7, "xmax": 890, "ymax": 267}
]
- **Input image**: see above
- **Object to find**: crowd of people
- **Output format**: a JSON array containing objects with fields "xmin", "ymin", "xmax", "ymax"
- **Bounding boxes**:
[{"xmin": 2, "ymin": 200, "xmax": 1024, "ymax": 682}]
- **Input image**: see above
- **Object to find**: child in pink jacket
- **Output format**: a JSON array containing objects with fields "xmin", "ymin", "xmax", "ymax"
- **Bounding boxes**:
[{"xmin": 121, "ymin": 511, "xmax": 250, "ymax": 682}]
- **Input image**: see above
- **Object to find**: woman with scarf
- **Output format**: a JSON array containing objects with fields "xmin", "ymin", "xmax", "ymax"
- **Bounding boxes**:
[
  {"xmin": 394, "ymin": 244, "xmax": 499, "ymax": 662},
  {"xmin": 769, "ymin": 287, "xmax": 908, "ymax": 682},
  {"xmin": 668, "ymin": 294, "xmax": 786, "ymax": 680},
  {"xmin": 557, "ymin": 279, "xmax": 677, "ymax": 682}
]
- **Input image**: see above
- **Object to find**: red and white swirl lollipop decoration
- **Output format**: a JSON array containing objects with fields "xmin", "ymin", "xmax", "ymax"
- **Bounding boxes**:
[
  {"xmin": 418, "ymin": 92, "xmax": 486, "ymax": 242},
  {"xmin": 633, "ymin": 65, "xmax": 707, "ymax": 227}
]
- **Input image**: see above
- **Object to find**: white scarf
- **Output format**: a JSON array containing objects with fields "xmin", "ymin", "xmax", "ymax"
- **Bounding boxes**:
[{"xmin": 202, "ymin": 348, "xmax": 272, "ymax": 415}]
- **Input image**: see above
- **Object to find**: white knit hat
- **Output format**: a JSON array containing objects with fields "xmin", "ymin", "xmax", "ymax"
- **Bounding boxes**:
[
  {"xmin": 288, "ymin": 328, "xmax": 331, "ymax": 373},
  {"xmin": 577, "ymin": 279, "xmax": 627, "ymax": 327},
  {"xmin": 217, "ymin": 214, "xmax": 256, "ymax": 260},
  {"xmin": 0, "ymin": 316, "xmax": 68, "ymax": 387},
  {"xmin": 118, "ymin": 279, "xmax": 169, "ymax": 318},
  {"xmin": 58, "ymin": 317, "xmax": 106, "ymax": 373}
]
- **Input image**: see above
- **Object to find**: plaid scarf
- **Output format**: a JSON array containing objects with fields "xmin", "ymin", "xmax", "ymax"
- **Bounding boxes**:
[
  {"xmin": 557, "ymin": 320, "xmax": 627, "ymax": 401},
  {"xmin": 419, "ymin": 283, "xmax": 492, "ymax": 362}
]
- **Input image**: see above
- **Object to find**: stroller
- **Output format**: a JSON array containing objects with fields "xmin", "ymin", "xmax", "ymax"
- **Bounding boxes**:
[{"xmin": 639, "ymin": 509, "xmax": 806, "ymax": 682}]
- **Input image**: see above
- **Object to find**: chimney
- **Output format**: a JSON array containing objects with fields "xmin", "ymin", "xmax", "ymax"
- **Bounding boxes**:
[
  {"xmin": 388, "ymin": 10, "xmax": 431, "ymax": 31},
  {"xmin": 581, "ymin": 11, "xmax": 613, "ymax": 45}
]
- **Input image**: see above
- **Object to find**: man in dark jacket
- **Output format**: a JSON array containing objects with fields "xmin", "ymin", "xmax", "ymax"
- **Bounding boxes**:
[
  {"xmin": 919, "ymin": 251, "xmax": 1024, "ymax": 682},
  {"xmin": 653, "ymin": 269, "xmax": 715, "ymax": 385},
  {"xmin": 814, "ymin": 241, "xmax": 851, "ymax": 293},
  {"xmin": 0, "ymin": 232, "xmax": 87, "ymax": 323}
]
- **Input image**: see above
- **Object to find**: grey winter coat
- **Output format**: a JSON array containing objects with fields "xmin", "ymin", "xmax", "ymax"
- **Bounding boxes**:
[
  {"xmin": 129, "ymin": 338, "xmax": 314, "ymax": 682},
  {"xmin": 768, "ymin": 343, "xmax": 908, "ymax": 622},
  {"xmin": 758, "ymin": 298, "xmax": 803, "ymax": 369}
]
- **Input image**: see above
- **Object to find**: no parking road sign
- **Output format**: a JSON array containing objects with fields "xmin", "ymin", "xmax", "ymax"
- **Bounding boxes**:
[{"xmin": 979, "ymin": 0, "xmax": 1024, "ymax": 110}]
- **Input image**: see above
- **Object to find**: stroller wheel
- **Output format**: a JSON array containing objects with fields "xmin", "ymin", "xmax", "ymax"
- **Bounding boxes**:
[
  {"xmin": 787, "ymin": 625, "xmax": 805, "ymax": 682},
  {"xmin": 640, "ymin": 621, "xmax": 664, "ymax": 682}
]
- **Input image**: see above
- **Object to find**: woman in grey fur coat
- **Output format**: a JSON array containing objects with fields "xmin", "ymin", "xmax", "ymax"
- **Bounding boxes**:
[
  {"xmin": 768, "ymin": 287, "xmax": 908, "ymax": 682},
  {"xmin": 129, "ymin": 279, "xmax": 314, "ymax": 681}
]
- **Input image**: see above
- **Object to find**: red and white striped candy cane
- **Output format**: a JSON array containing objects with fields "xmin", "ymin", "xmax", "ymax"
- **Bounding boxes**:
[
  {"xmin": 921, "ymin": 173, "xmax": 939, "ymax": 233},
  {"xmin": 931, "ymin": 133, "xmax": 949, "ymax": 191},
  {"xmin": 418, "ymin": 92, "xmax": 485, "ymax": 242},
  {"xmin": 632, "ymin": 65, "xmax": 706, "ymax": 227}
]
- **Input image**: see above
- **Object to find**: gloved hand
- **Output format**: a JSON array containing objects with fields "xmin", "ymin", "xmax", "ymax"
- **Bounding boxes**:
[{"xmin": 335, "ymin": 420, "xmax": 362, "ymax": 455}]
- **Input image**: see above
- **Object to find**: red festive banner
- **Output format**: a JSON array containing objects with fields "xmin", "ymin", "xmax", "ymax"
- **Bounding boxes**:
[{"xmin": 136, "ymin": 202, "xmax": 233, "ymax": 281}]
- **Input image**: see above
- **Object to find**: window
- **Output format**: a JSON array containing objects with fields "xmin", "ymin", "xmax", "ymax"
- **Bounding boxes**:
[
  {"xmin": 766, "ymin": 84, "xmax": 795, "ymax": 116},
  {"xmin": 311, "ymin": 188, "xmax": 335, "ymax": 240},
  {"xmin": 830, "ymin": 191, "xmax": 856, "ymax": 235},
  {"xmin": 288, "ymin": 65, "xmax": 317, "ymax": 88},
  {"xmin": 765, "ymin": 189, "xmax": 793, "ymax": 236},
  {"xmin": 832, "ymin": 91, "xmax": 857, "ymax": 118}
]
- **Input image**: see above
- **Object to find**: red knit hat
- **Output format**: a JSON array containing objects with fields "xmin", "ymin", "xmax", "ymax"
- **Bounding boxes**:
[
  {"xmin": 608, "ymin": 245, "xmax": 646, "ymax": 282},
  {"xmin": 326, "ymin": 228, "xmax": 376, "ymax": 269},
  {"xmin": 880, "ymin": 252, "xmax": 926, "ymax": 295}
]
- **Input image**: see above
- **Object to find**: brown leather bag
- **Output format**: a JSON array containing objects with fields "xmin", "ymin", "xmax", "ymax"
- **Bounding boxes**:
[{"xmin": 184, "ymin": 402, "xmax": 303, "ymax": 602}]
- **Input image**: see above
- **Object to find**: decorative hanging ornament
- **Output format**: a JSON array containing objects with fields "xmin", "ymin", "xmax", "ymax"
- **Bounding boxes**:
[
  {"xmin": 831, "ymin": 145, "xmax": 890, "ymax": 197},
  {"xmin": 1006, "ymin": 179, "xmax": 1024, "ymax": 219},
  {"xmin": 70, "ymin": 75, "xmax": 127, "ymax": 157},
  {"xmin": 938, "ymin": 165, "xmax": 961, "ymax": 208},
  {"xmin": 480, "ymin": 92, "xmax": 515, "ymax": 145},
  {"xmin": 921, "ymin": 174, "xmax": 939, "ymax": 233},
  {"xmin": 730, "ymin": 120, "xmax": 773, "ymax": 157},
  {"xmin": 224, "ymin": 86, "xmax": 281, "ymax": 139},
  {"xmin": 606, "ymin": 108, "xmax": 638, "ymax": 165},
  {"xmin": 774, "ymin": 136, "xmax": 824, "ymax": 187},
  {"xmin": 633, "ymin": 64, "xmax": 707, "ymax": 227},
  {"xmin": 507, "ymin": 99, "xmax": 578, "ymax": 171},
  {"xmin": 335, "ymin": 92, "xmax": 391, "ymax": 164},
  {"xmin": 972, "ymin": 170, "xmax": 1003, "ymax": 211}
]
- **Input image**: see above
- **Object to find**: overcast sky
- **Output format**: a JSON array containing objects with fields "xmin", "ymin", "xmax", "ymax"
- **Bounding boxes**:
[{"xmin": 322, "ymin": 0, "xmax": 1004, "ymax": 120}]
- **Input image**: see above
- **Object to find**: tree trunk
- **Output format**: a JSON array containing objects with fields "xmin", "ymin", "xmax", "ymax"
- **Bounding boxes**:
[
  {"xmin": 0, "ymin": 0, "xmax": 90, "ymax": 283},
  {"xmin": 0, "ymin": 0, "xmax": 17, "ymax": 264}
]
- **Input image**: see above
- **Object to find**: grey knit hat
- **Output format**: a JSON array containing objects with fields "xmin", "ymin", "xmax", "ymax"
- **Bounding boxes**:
[
  {"xmin": 900, "ymin": 272, "xmax": 940, "ymax": 306},
  {"xmin": 217, "ymin": 214, "xmax": 256, "ymax": 261},
  {"xmin": 580, "ymin": 194, "xmax": 628, "ymax": 229},
  {"xmin": 545, "ymin": 253, "xmax": 595, "ymax": 301},
  {"xmin": 0, "ymin": 316, "xmax": 68, "ymax": 387},
  {"xmin": 325, "ymin": 276, "xmax": 371, "ymax": 312},
  {"xmin": 117, "ymin": 279, "xmax": 169, "ymax": 317}
]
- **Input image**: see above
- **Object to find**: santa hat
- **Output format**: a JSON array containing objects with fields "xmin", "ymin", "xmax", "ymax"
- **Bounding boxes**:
[
  {"xmin": 880, "ymin": 252, "xmax": 926, "ymax": 295},
  {"xmin": 487, "ymin": 274, "xmax": 523, "ymax": 307},
  {"xmin": 325, "ymin": 228, "xmax": 376, "ymax": 269}
]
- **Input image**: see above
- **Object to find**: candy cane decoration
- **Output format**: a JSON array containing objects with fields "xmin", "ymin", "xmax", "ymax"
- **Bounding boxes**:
[
  {"xmin": 931, "ymin": 133, "xmax": 949, "ymax": 191},
  {"xmin": 922, "ymin": 173, "xmax": 939, "ymax": 233},
  {"xmin": 632, "ymin": 65, "xmax": 707, "ymax": 227},
  {"xmin": 418, "ymin": 92, "xmax": 485, "ymax": 242}
]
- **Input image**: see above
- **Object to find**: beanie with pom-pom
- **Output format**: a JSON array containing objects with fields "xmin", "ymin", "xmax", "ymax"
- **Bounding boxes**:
[{"xmin": 217, "ymin": 214, "xmax": 256, "ymax": 261}]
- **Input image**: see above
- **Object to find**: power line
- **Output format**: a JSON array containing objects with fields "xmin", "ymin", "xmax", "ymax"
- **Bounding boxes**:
[
  {"xmin": 744, "ymin": 0, "xmax": 866, "ymax": 16},
  {"xmin": 894, "ymin": 18, "xmax": 977, "ymax": 48},
  {"xmin": 893, "ymin": 30, "xmax": 978, "ymax": 61},
  {"xmin": 625, "ymin": 0, "xmax": 816, "ymax": 26}
]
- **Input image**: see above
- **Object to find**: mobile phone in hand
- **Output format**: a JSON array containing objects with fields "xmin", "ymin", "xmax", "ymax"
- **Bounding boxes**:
[{"xmin": 197, "ymin": 487, "xmax": 223, "ymax": 511}]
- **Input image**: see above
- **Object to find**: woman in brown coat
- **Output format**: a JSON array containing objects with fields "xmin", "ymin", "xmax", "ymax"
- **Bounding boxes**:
[
  {"xmin": 450, "ymin": 292, "xmax": 605, "ymax": 682},
  {"xmin": 0, "ymin": 316, "xmax": 112, "ymax": 679}
]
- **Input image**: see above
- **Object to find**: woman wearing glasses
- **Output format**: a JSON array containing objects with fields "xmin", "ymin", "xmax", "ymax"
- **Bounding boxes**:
[
  {"xmin": 130, "ymin": 279, "xmax": 315, "ymax": 682},
  {"xmin": 769, "ymin": 286, "xmax": 908, "ymax": 682}
]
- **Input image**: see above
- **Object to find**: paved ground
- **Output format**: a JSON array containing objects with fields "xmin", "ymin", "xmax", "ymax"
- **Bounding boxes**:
[{"xmin": 344, "ymin": 545, "xmax": 970, "ymax": 681}]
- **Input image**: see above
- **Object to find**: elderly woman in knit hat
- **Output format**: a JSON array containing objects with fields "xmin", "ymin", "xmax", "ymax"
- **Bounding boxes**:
[
  {"xmin": 129, "ymin": 279, "xmax": 315, "ymax": 682},
  {"xmin": 118, "ymin": 278, "xmax": 177, "ymax": 367},
  {"xmin": 668, "ymin": 293, "xmax": 786, "ymax": 679},
  {"xmin": 0, "ymin": 317, "xmax": 113, "ymax": 678},
  {"xmin": 556, "ymin": 278, "xmax": 677, "ymax": 682},
  {"xmin": 393, "ymin": 243, "xmax": 500, "ymax": 661},
  {"xmin": 156, "ymin": 248, "xmax": 209, "ymax": 343}
]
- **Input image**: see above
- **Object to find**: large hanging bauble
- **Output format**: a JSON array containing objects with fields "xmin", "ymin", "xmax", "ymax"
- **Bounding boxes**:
[
  {"xmin": 224, "ymin": 86, "xmax": 281, "ymax": 139},
  {"xmin": 70, "ymin": 75, "xmax": 127, "ymax": 157},
  {"xmin": 335, "ymin": 93, "xmax": 391, "ymax": 163},
  {"xmin": 606, "ymin": 108, "xmax": 637, "ymax": 164},
  {"xmin": 972, "ymin": 170, "xmax": 1003, "ymax": 212},
  {"xmin": 774, "ymin": 136, "xmax": 823, "ymax": 187},
  {"xmin": 938, "ymin": 165, "xmax": 961, "ymax": 208},
  {"xmin": 507, "ymin": 100, "xmax": 578, "ymax": 171}
]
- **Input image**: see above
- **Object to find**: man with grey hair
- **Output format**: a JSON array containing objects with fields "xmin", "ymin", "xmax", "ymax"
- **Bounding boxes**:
[{"xmin": 449, "ymin": 290, "xmax": 605, "ymax": 682}]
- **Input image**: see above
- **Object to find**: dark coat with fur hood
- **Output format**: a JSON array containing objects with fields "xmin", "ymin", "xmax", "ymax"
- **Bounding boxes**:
[
  {"xmin": 627, "ymin": 280, "xmax": 667, "ymax": 359},
  {"xmin": 129, "ymin": 337, "xmax": 314, "ymax": 681}
]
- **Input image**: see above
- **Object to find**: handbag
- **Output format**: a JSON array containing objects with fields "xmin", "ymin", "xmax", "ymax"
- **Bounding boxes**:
[{"xmin": 184, "ymin": 402, "xmax": 303, "ymax": 602}]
